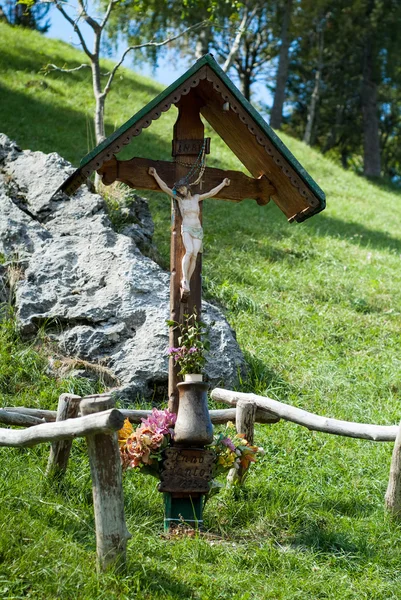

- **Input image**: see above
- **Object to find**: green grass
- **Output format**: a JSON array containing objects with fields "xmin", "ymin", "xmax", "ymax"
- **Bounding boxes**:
[{"xmin": 1, "ymin": 22, "xmax": 401, "ymax": 599}]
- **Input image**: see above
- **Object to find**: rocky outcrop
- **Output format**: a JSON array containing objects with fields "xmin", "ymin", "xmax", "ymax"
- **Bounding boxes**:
[{"xmin": 0, "ymin": 134, "xmax": 246, "ymax": 401}]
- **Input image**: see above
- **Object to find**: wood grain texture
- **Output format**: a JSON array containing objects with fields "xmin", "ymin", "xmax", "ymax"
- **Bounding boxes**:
[
  {"xmin": 196, "ymin": 73, "xmax": 317, "ymax": 221},
  {"xmin": 0, "ymin": 409, "xmax": 45, "ymax": 427},
  {"xmin": 159, "ymin": 447, "xmax": 214, "ymax": 493},
  {"xmin": 211, "ymin": 388, "xmax": 399, "ymax": 442},
  {"xmin": 227, "ymin": 399, "xmax": 257, "ymax": 485},
  {"xmin": 4, "ymin": 407, "xmax": 57, "ymax": 422},
  {"xmin": 98, "ymin": 156, "xmax": 275, "ymax": 205},
  {"xmin": 0, "ymin": 409, "xmax": 124, "ymax": 448},
  {"xmin": 81, "ymin": 396, "xmax": 130, "ymax": 571},
  {"xmin": 120, "ymin": 408, "xmax": 279, "ymax": 425},
  {"xmin": 385, "ymin": 420, "xmax": 401, "ymax": 517},
  {"xmin": 46, "ymin": 393, "xmax": 81, "ymax": 479},
  {"xmin": 168, "ymin": 91, "xmax": 204, "ymax": 413}
]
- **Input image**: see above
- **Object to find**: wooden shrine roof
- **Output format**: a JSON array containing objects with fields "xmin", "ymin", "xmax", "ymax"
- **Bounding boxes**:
[{"xmin": 59, "ymin": 54, "xmax": 325, "ymax": 223}]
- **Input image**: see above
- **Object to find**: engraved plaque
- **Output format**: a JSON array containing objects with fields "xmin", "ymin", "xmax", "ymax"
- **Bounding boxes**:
[
  {"xmin": 172, "ymin": 138, "xmax": 211, "ymax": 157},
  {"xmin": 158, "ymin": 448, "xmax": 215, "ymax": 493}
]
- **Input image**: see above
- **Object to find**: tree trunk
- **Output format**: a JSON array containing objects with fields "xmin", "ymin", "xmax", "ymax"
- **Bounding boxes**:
[
  {"xmin": 222, "ymin": 8, "xmax": 249, "ymax": 73},
  {"xmin": 195, "ymin": 27, "xmax": 210, "ymax": 59},
  {"xmin": 270, "ymin": 0, "xmax": 292, "ymax": 129},
  {"xmin": 303, "ymin": 27, "xmax": 324, "ymax": 146},
  {"xmin": 91, "ymin": 34, "xmax": 106, "ymax": 145},
  {"xmin": 361, "ymin": 41, "xmax": 381, "ymax": 177},
  {"xmin": 14, "ymin": 2, "xmax": 35, "ymax": 28},
  {"xmin": 240, "ymin": 72, "xmax": 252, "ymax": 101},
  {"xmin": 341, "ymin": 148, "xmax": 348, "ymax": 169}
]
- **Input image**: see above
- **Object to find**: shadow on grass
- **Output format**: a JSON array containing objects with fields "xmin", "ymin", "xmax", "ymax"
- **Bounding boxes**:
[
  {"xmin": 0, "ymin": 83, "xmax": 173, "ymax": 167},
  {"xmin": 318, "ymin": 496, "xmax": 376, "ymax": 518},
  {"xmin": 0, "ymin": 82, "xmax": 95, "ymax": 164},
  {"xmin": 363, "ymin": 174, "xmax": 401, "ymax": 196},
  {"xmin": 290, "ymin": 525, "xmax": 363, "ymax": 556},
  {"xmin": 307, "ymin": 213, "xmax": 401, "ymax": 254},
  {"xmin": 239, "ymin": 351, "xmax": 295, "ymax": 399},
  {"xmin": 125, "ymin": 562, "xmax": 196, "ymax": 598}
]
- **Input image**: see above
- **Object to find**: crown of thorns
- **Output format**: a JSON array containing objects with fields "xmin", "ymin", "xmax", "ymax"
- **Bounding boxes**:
[{"xmin": 172, "ymin": 179, "xmax": 189, "ymax": 195}]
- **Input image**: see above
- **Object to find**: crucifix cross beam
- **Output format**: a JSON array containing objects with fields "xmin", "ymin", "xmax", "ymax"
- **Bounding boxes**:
[
  {"xmin": 98, "ymin": 155, "xmax": 276, "ymax": 206},
  {"xmin": 96, "ymin": 93, "xmax": 278, "ymax": 413}
]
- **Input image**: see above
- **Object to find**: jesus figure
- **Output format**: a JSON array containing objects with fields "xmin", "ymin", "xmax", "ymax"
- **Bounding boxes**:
[{"xmin": 149, "ymin": 167, "xmax": 230, "ymax": 295}]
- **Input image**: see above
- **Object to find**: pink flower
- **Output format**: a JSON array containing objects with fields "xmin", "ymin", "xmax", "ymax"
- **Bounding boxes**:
[{"xmin": 141, "ymin": 408, "xmax": 176, "ymax": 435}]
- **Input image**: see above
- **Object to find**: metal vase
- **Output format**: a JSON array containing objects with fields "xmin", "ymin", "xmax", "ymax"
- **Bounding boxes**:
[{"xmin": 174, "ymin": 381, "xmax": 214, "ymax": 447}]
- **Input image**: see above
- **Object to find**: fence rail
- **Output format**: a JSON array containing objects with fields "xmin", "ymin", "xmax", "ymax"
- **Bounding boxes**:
[{"xmin": 211, "ymin": 388, "xmax": 399, "ymax": 442}]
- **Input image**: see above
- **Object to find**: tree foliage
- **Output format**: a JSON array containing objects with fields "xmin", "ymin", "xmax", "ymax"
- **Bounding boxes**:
[{"xmin": 3, "ymin": 0, "xmax": 50, "ymax": 31}]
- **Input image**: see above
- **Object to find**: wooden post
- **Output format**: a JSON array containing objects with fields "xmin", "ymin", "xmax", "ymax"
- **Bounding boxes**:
[
  {"xmin": 227, "ymin": 398, "xmax": 257, "ymax": 485},
  {"xmin": 168, "ymin": 92, "xmax": 205, "ymax": 414},
  {"xmin": 46, "ymin": 393, "xmax": 81, "ymax": 479},
  {"xmin": 385, "ymin": 419, "xmax": 401, "ymax": 518},
  {"xmin": 80, "ymin": 395, "xmax": 131, "ymax": 571}
]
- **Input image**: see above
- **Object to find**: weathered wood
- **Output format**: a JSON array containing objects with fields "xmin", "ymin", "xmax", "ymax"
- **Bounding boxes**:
[
  {"xmin": 195, "ymin": 72, "xmax": 319, "ymax": 221},
  {"xmin": 385, "ymin": 420, "xmax": 401, "ymax": 517},
  {"xmin": 60, "ymin": 59, "xmax": 324, "ymax": 224},
  {"xmin": 159, "ymin": 448, "xmax": 215, "ymax": 493},
  {"xmin": 211, "ymin": 388, "xmax": 399, "ymax": 442},
  {"xmin": 81, "ymin": 395, "xmax": 130, "ymax": 571},
  {"xmin": 0, "ymin": 409, "xmax": 124, "ymax": 448},
  {"xmin": 235, "ymin": 399, "xmax": 257, "ymax": 445},
  {"xmin": 4, "ymin": 407, "xmax": 57, "ymax": 422},
  {"xmin": 210, "ymin": 407, "xmax": 278, "ymax": 425},
  {"xmin": 172, "ymin": 138, "xmax": 211, "ymax": 156},
  {"xmin": 227, "ymin": 399, "xmax": 257, "ymax": 485},
  {"xmin": 120, "ymin": 408, "xmax": 278, "ymax": 425},
  {"xmin": 97, "ymin": 156, "xmax": 275, "ymax": 206},
  {"xmin": 0, "ymin": 409, "xmax": 45, "ymax": 427},
  {"xmin": 168, "ymin": 91, "xmax": 205, "ymax": 413},
  {"xmin": 46, "ymin": 393, "xmax": 81, "ymax": 479}
]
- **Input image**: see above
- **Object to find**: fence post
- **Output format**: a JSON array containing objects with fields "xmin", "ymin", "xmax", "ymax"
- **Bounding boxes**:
[
  {"xmin": 46, "ymin": 393, "xmax": 81, "ymax": 480},
  {"xmin": 385, "ymin": 419, "xmax": 401, "ymax": 517},
  {"xmin": 227, "ymin": 399, "xmax": 257, "ymax": 485},
  {"xmin": 80, "ymin": 395, "xmax": 131, "ymax": 571}
]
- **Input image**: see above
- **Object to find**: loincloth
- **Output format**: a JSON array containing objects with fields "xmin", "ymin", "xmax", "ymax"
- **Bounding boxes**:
[{"xmin": 181, "ymin": 226, "xmax": 204, "ymax": 253}]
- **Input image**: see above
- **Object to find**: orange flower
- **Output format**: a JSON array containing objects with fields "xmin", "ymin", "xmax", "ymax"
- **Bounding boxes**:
[{"xmin": 118, "ymin": 419, "xmax": 133, "ymax": 447}]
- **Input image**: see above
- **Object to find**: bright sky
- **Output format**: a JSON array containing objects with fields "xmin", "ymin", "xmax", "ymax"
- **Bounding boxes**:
[
  {"xmin": 45, "ymin": 3, "xmax": 271, "ymax": 108},
  {"xmin": 45, "ymin": 4, "xmax": 199, "ymax": 86}
]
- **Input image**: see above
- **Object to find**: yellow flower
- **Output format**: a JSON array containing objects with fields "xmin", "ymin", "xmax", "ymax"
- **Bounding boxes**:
[{"xmin": 118, "ymin": 418, "xmax": 133, "ymax": 447}]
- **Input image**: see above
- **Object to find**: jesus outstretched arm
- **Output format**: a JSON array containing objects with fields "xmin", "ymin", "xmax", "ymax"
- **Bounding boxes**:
[
  {"xmin": 148, "ymin": 167, "xmax": 175, "ymax": 198},
  {"xmin": 148, "ymin": 167, "xmax": 231, "ymax": 297},
  {"xmin": 198, "ymin": 178, "xmax": 230, "ymax": 201}
]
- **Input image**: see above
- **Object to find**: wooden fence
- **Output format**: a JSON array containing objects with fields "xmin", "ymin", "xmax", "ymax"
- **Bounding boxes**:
[
  {"xmin": 1, "ymin": 394, "xmax": 130, "ymax": 571},
  {"xmin": 210, "ymin": 388, "xmax": 401, "ymax": 516},
  {"xmin": 2, "ymin": 386, "xmax": 401, "ymax": 571}
]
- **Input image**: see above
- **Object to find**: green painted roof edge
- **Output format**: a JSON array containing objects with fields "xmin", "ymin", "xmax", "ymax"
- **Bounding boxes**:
[
  {"xmin": 79, "ymin": 55, "xmax": 212, "ymax": 169},
  {"xmin": 80, "ymin": 54, "xmax": 325, "ymax": 210},
  {"xmin": 204, "ymin": 56, "xmax": 326, "ymax": 208}
]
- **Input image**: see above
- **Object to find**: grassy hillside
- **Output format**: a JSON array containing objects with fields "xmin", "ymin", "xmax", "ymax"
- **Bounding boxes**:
[{"xmin": 1, "ymin": 23, "xmax": 401, "ymax": 599}]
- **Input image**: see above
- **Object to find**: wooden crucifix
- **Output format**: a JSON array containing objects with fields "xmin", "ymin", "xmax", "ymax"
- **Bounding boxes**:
[
  {"xmin": 98, "ymin": 94, "xmax": 276, "ymax": 413},
  {"xmin": 57, "ymin": 53, "xmax": 325, "ymax": 532},
  {"xmin": 61, "ymin": 57, "xmax": 325, "ymax": 415}
]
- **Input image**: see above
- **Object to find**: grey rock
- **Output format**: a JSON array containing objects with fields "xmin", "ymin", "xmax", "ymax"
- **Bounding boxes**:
[
  {"xmin": 0, "ymin": 134, "xmax": 21, "ymax": 164},
  {"xmin": 0, "ymin": 264, "xmax": 9, "ymax": 306},
  {"xmin": 0, "ymin": 134, "xmax": 246, "ymax": 400},
  {"xmin": 117, "ymin": 192, "xmax": 155, "ymax": 254},
  {"xmin": 0, "ymin": 191, "xmax": 51, "ymax": 257}
]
